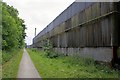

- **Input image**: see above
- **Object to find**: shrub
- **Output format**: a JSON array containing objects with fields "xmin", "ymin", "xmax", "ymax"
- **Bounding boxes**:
[
  {"xmin": 43, "ymin": 40, "xmax": 53, "ymax": 57},
  {"xmin": 43, "ymin": 40, "xmax": 65, "ymax": 58}
]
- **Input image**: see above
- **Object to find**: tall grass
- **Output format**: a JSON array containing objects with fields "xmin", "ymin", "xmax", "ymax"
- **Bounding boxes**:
[
  {"xmin": 2, "ymin": 49, "xmax": 19, "ymax": 64},
  {"xmin": 0, "ymin": 50, "xmax": 2, "ymax": 64},
  {"xmin": 0, "ymin": 50, "xmax": 2, "ymax": 79},
  {"xmin": 28, "ymin": 48, "xmax": 120, "ymax": 78},
  {"xmin": 2, "ymin": 49, "xmax": 23, "ymax": 78}
]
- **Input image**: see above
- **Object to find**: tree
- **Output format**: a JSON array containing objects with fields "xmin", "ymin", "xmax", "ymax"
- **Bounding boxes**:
[
  {"xmin": 0, "ymin": 1, "xmax": 2, "ymax": 50},
  {"xmin": 2, "ymin": 2, "xmax": 26, "ymax": 50}
]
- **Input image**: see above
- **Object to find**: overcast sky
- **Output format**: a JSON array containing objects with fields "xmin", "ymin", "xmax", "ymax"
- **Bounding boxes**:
[{"xmin": 3, "ymin": 0, "xmax": 75, "ymax": 45}]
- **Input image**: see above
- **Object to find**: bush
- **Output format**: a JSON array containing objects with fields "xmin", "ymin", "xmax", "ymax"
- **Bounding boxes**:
[
  {"xmin": 43, "ymin": 40, "xmax": 53, "ymax": 57},
  {"xmin": 43, "ymin": 40, "xmax": 65, "ymax": 58}
]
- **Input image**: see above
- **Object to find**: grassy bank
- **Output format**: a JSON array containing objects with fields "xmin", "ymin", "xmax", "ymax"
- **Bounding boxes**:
[
  {"xmin": 2, "ymin": 49, "xmax": 21, "ymax": 64},
  {"xmin": 27, "ymin": 49, "xmax": 120, "ymax": 78},
  {"xmin": 0, "ymin": 50, "xmax": 2, "ymax": 79},
  {"xmin": 2, "ymin": 49, "xmax": 23, "ymax": 78}
]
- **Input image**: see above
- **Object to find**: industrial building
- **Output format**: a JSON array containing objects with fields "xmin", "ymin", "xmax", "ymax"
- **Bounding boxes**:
[{"xmin": 32, "ymin": 2, "xmax": 120, "ymax": 65}]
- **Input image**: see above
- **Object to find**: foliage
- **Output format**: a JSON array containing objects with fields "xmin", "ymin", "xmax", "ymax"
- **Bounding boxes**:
[
  {"xmin": 2, "ymin": 49, "xmax": 23, "ymax": 78},
  {"xmin": 43, "ymin": 40, "xmax": 53, "ymax": 55},
  {"xmin": 0, "ymin": 25, "xmax": 1, "ymax": 50},
  {"xmin": 43, "ymin": 40, "xmax": 54, "ymax": 58},
  {"xmin": 28, "ymin": 49, "xmax": 120, "ymax": 78},
  {"xmin": 42, "ymin": 40, "xmax": 65, "ymax": 58},
  {"xmin": 2, "ymin": 2, "xmax": 26, "ymax": 50},
  {"xmin": 2, "ymin": 49, "xmax": 20, "ymax": 64}
]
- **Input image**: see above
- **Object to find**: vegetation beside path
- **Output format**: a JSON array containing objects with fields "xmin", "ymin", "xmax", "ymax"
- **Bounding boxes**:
[
  {"xmin": 27, "ymin": 49, "xmax": 120, "ymax": 78},
  {"xmin": 1, "ymin": 1, "xmax": 26, "ymax": 78},
  {"xmin": 2, "ymin": 49, "xmax": 23, "ymax": 78}
]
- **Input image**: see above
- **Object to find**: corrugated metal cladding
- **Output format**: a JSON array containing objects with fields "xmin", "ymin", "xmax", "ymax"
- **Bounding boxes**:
[
  {"xmin": 33, "ymin": 2, "xmax": 120, "ymax": 48},
  {"xmin": 33, "ymin": 2, "xmax": 94, "ymax": 41}
]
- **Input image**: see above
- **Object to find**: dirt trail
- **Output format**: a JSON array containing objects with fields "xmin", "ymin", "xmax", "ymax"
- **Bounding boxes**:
[{"xmin": 17, "ymin": 49, "xmax": 41, "ymax": 78}]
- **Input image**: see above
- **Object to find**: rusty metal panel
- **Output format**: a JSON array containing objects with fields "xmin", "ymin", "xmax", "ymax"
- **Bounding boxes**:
[
  {"xmin": 49, "ymin": 30, "xmax": 53, "ymax": 37},
  {"xmin": 101, "ymin": 2, "xmax": 110, "ymax": 16},
  {"xmin": 79, "ymin": 26, "xmax": 85, "ymax": 47},
  {"xmin": 57, "ymin": 35, "xmax": 60, "ymax": 47},
  {"xmin": 91, "ymin": 2, "xmax": 101, "ymax": 19},
  {"xmin": 53, "ymin": 27, "xmax": 57, "ymax": 36},
  {"xmin": 88, "ymin": 23, "xmax": 94, "ymax": 47},
  {"xmin": 65, "ymin": 18, "xmax": 71, "ymax": 30},
  {"xmin": 61, "ymin": 22, "xmax": 65, "ymax": 33},
  {"xmin": 67, "ymin": 30, "xmax": 72, "ymax": 47},
  {"xmin": 54, "ymin": 26, "xmax": 59, "ymax": 35},
  {"xmin": 85, "ymin": 5, "xmax": 92, "ymax": 21},
  {"xmin": 71, "ymin": 15, "xmax": 76, "ymax": 28},
  {"xmin": 33, "ymin": 2, "xmax": 119, "ymax": 48},
  {"xmin": 76, "ymin": 2, "xmax": 86, "ymax": 13},
  {"xmin": 56, "ymin": 25, "xmax": 61, "ymax": 34},
  {"xmin": 34, "ymin": 2, "xmax": 94, "ymax": 42},
  {"xmin": 71, "ymin": 14, "xmax": 79, "ymax": 27},
  {"xmin": 79, "ymin": 10, "xmax": 85, "ymax": 25},
  {"xmin": 97, "ymin": 20, "xmax": 102, "ymax": 47},
  {"xmin": 75, "ymin": 13, "xmax": 79, "ymax": 27},
  {"xmin": 52, "ymin": 36, "xmax": 57, "ymax": 47},
  {"xmin": 51, "ymin": 29, "xmax": 54, "ymax": 37},
  {"xmin": 59, "ymin": 33, "xmax": 67, "ymax": 48},
  {"xmin": 72, "ymin": 27, "xmax": 80, "ymax": 47},
  {"xmin": 59, "ymin": 34, "xmax": 62, "ymax": 48},
  {"xmin": 109, "ymin": 2, "xmax": 115, "ymax": 12},
  {"xmin": 64, "ymin": 33, "xmax": 68, "ymax": 48},
  {"xmin": 93, "ymin": 21, "xmax": 97, "ymax": 46},
  {"xmin": 93, "ymin": 21, "xmax": 102, "ymax": 47},
  {"xmin": 47, "ymin": 32, "xmax": 50, "ymax": 38},
  {"xmin": 67, "ymin": 31, "xmax": 70, "ymax": 47},
  {"xmin": 59, "ymin": 33, "xmax": 62, "ymax": 48},
  {"xmin": 47, "ymin": 22, "xmax": 54, "ymax": 32},
  {"xmin": 101, "ymin": 17, "xmax": 111, "ymax": 46},
  {"xmin": 71, "ymin": 30, "xmax": 76, "ymax": 47},
  {"xmin": 71, "ymin": 14, "xmax": 79, "ymax": 28},
  {"xmin": 86, "ymin": 2, "xmax": 94, "ymax": 8},
  {"xmin": 117, "ymin": 2, "xmax": 120, "ymax": 46},
  {"xmin": 85, "ymin": 24, "xmax": 89, "ymax": 47},
  {"xmin": 83, "ymin": 26, "xmax": 87, "ymax": 46},
  {"xmin": 110, "ymin": 14, "xmax": 119, "ymax": 46}
]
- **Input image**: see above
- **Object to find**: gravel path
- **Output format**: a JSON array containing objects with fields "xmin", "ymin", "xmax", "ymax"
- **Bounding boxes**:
[{"xmin": 17, "ymin": 49, "xmax": 41, "ymax": 78}]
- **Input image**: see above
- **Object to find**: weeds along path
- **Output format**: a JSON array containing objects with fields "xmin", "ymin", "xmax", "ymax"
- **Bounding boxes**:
[{"xmin": 17, "ymin": 49, "xmax": 41, "ymax": 78}]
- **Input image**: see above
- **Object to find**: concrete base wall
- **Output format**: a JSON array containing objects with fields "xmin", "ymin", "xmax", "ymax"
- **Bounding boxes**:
[{"xmin": 54, "ymin": 47, "xmax": 113, "ymax": 62}]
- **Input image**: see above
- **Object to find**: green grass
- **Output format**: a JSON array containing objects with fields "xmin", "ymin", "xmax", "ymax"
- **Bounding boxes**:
[
  {"xmin": 27, "ymin": 49, "xmax": 120, "ymax": 78},
  {"xmin": 0, "ymin": 50, "xmax": 2, "ymax": 79},
  {"xmin": 2, "ymin": 49, "xmax": 20, "ymax": 64},
  {"xmin": 2, "ymin": 49, "xmax": 23, "ymax": 78}
]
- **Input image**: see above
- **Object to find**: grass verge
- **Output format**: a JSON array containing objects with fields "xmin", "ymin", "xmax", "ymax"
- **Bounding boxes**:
[
  {"xmin": 0, "ymin": 50, "xmax": 2, "ymax": 79},
  {"xmin": 2, "ymin": 49, "xmax": 23, "ymax": 78},
  {"xmin": 27, "ymin": 49, "xmax": 120, "ymax": 78}
]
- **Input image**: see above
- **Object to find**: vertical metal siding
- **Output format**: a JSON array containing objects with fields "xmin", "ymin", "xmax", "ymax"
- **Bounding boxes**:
[{"xmin": 33, "ymin": 2, "xmax": 120, "ymax": 49}]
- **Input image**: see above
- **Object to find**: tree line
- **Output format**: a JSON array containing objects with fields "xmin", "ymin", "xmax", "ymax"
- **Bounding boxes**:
[{"xmin": 2, "ymin": 1, "xmax": 26, "ymax": 51}]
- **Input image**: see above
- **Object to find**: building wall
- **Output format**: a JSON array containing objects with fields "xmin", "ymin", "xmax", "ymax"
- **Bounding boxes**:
[{"xmin": 33, "ymin": 2, "xmax": 120, "ymax": 62}]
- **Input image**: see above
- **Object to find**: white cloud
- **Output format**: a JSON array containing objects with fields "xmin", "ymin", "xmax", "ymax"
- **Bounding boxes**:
[{"xmin": 3, "ymin": 0, "xmax": 75, "ymax": 45}]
